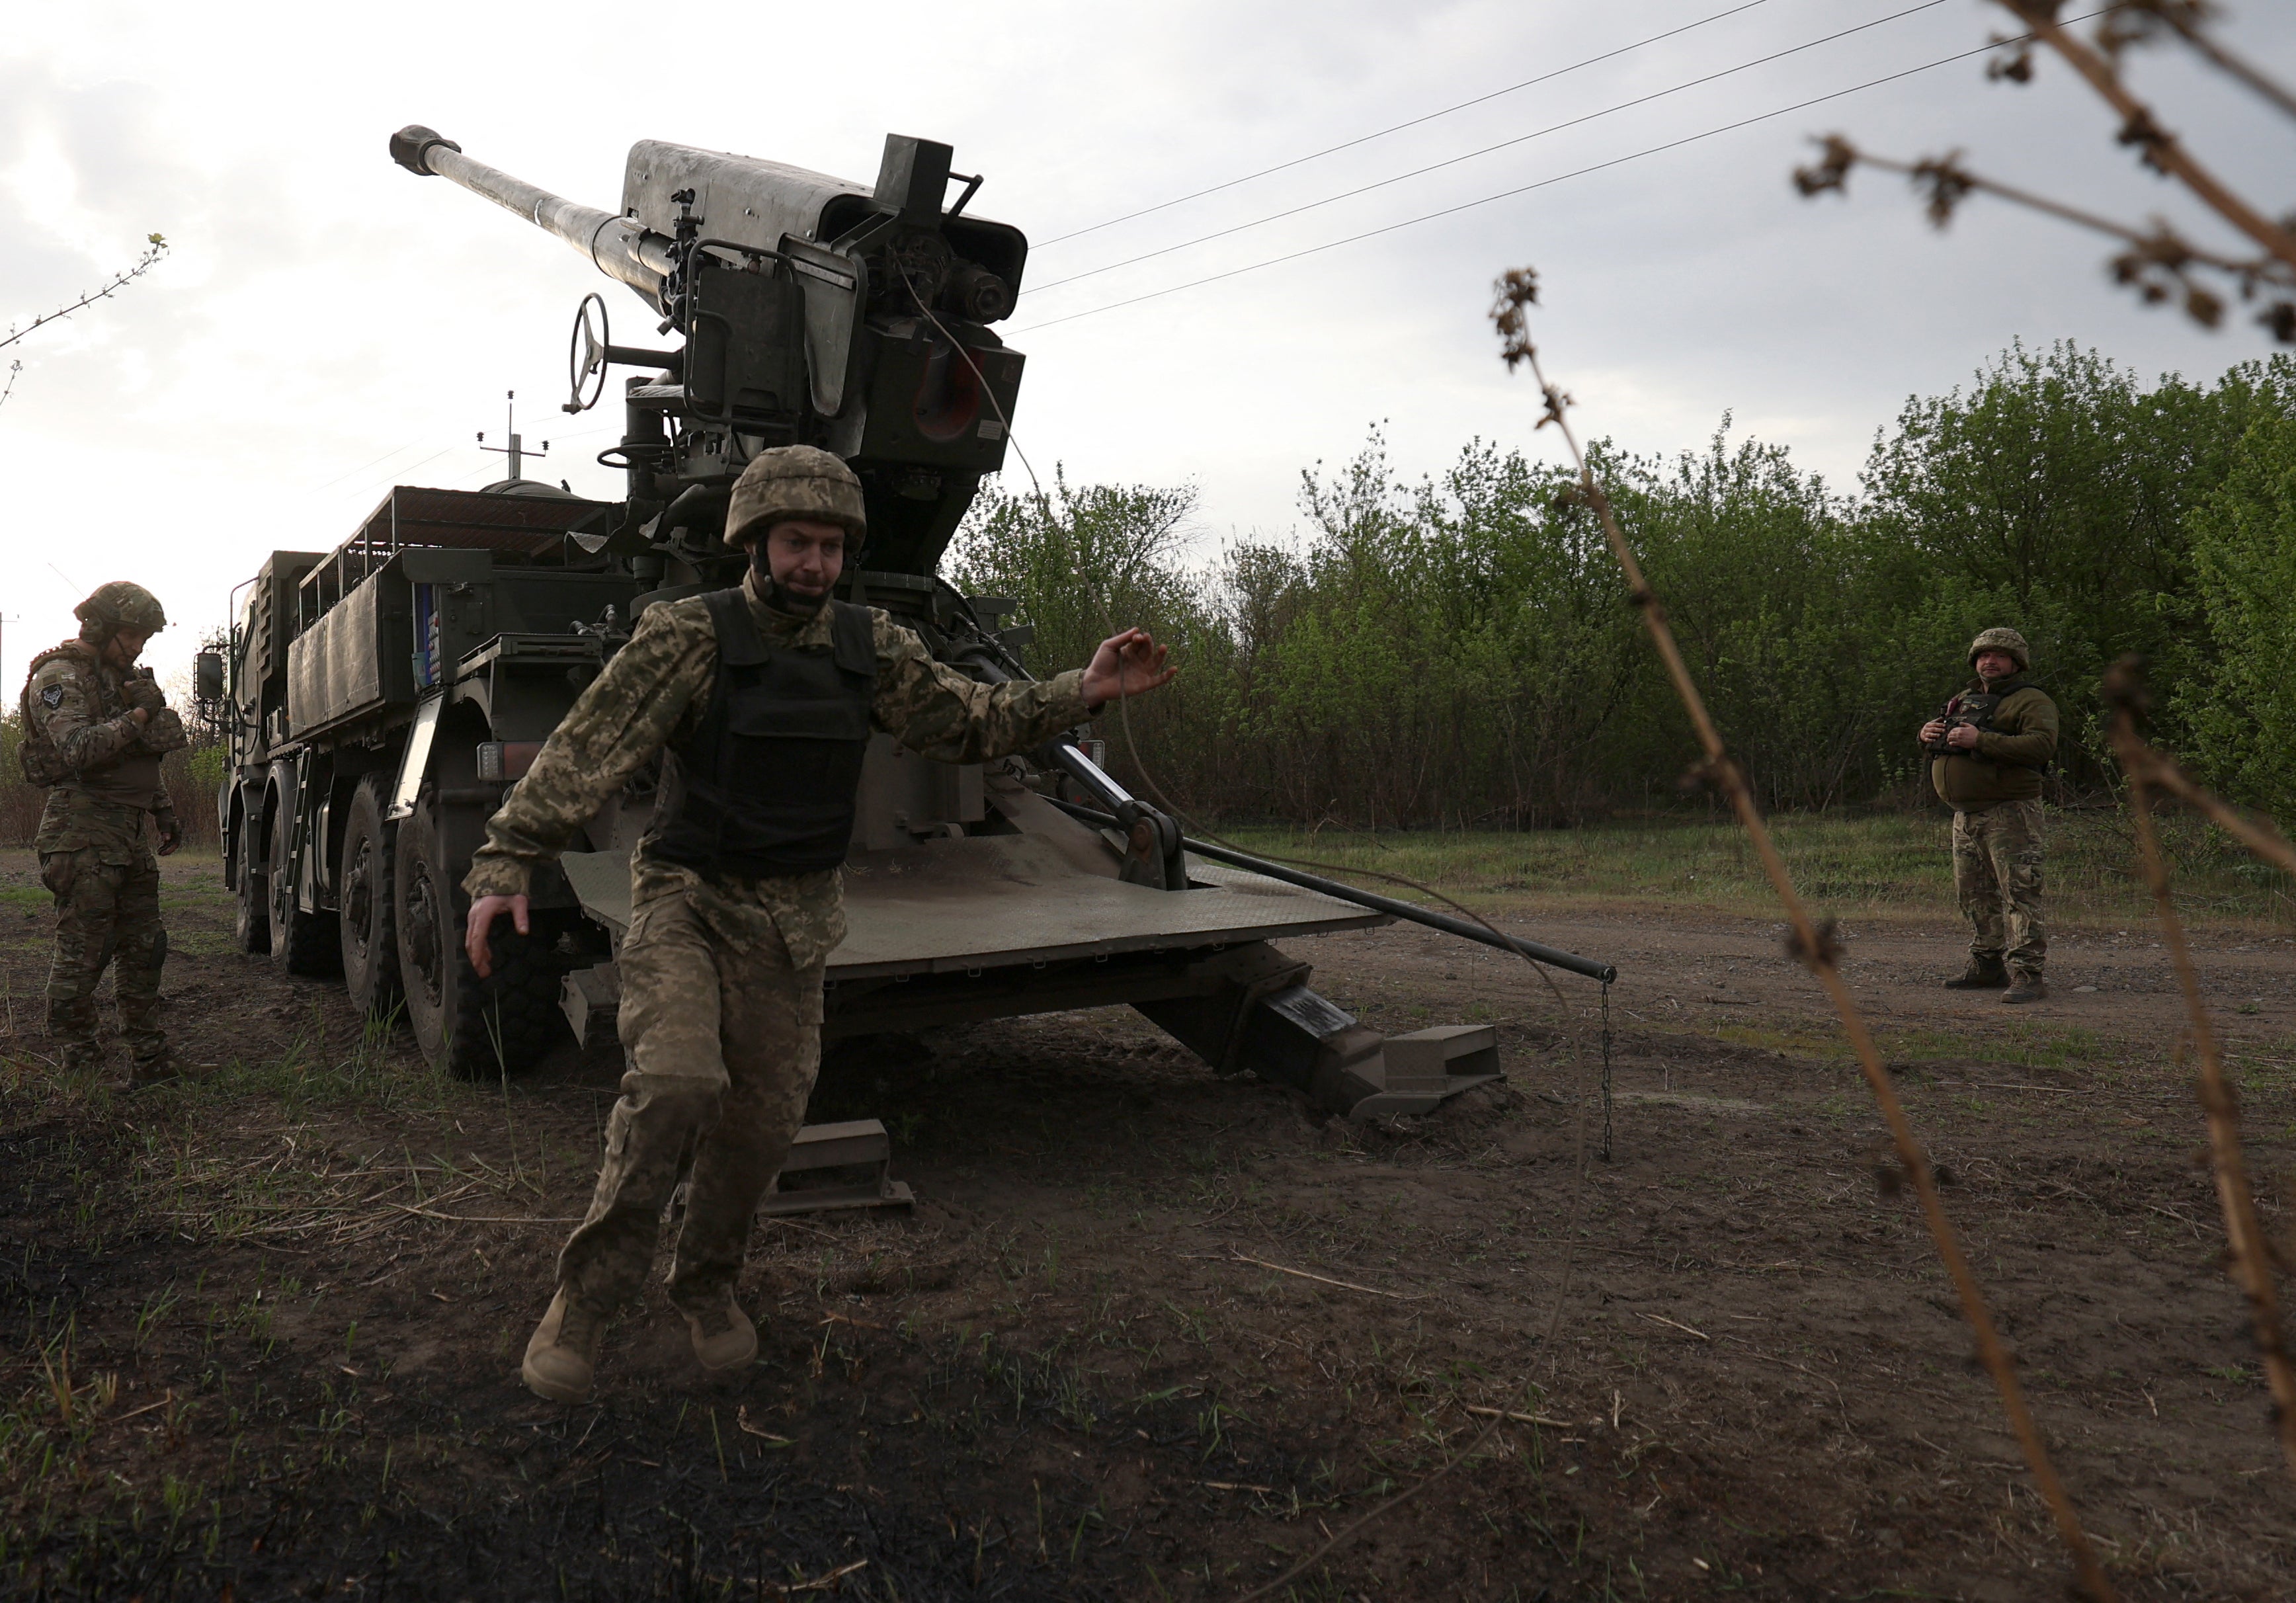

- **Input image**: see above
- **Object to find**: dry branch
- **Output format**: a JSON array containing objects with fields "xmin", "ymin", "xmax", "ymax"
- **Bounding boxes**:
[
  {"xmin": 2102, "ymin": 661, "xmax": 2296, "ymax": 1487},
  {"xmin": 1490, "ymin": 266, "xmax": 2119, "ymax": 1603},
  {"xmin": 1225, "ymin": 1250, "xmax": 1421, "ymax": 1299},
  {"xmin": 1998, "ymin": 1, "xmax": 2296, "ymax": 276},
  {"xmin": 1795, "ymin": 5, "xmax": 2296, "ymax": 341}
]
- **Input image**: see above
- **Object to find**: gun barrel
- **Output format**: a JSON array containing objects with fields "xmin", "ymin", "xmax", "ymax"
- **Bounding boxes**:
[{"xmin": 390, "ymin": 125, "xmax": 674, "ymax": 304}]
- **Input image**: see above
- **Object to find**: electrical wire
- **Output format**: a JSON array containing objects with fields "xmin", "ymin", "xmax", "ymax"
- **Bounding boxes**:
[
  {"xmin": 1016, "ymin": 28, "xmax": 2028, "ymax": 335},
  {"xmin": 1034, "ymin": 0, "xmax": 1775, "ymax": 249},
  {"xmin": 1028, "ymin": 0, "xmax": 1944, "ymax": 296}
]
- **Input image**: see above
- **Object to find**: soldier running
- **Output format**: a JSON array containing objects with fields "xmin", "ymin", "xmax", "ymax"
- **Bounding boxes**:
[
  {"xmin": 1920, "ymin": 627, "xmax": 2059, "ymax": 1005},
  {"xmin": 462, "ymin": 446, "xmax": 1176, "ymax": 1403},
  {"xmin": 18, "ymin": 582, "xmax": 188, "ymax": 1085}
]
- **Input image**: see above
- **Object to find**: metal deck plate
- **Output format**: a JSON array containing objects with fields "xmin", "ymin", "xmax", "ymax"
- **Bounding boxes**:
[
  {"xmin": 832, "ymin": 836, "xmax": 1383, "ymax": 978},
  {"xmin": 558, "ymin": 833, "xmax": 1383, "ymax": 980}
]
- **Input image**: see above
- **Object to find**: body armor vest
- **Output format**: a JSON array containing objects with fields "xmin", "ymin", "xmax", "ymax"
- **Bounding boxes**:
[
  {"xmin": 16, "ymin": 641, "xmax": 157, "ymax": 792},
  {"xmin": 650, "ymin": 590, "xmax": 879, "ymax": 878},
  {"xmin": 1932, "ymin": 678, "xmax": 2045, "ymax": 768}
]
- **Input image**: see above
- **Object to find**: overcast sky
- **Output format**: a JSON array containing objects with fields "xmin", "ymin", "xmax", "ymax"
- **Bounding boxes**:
[{"xmin": 3, "ymin": 0, "xmax": 2291, "ymax": 689}]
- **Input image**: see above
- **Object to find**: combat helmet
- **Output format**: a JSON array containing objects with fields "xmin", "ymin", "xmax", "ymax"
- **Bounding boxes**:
[
  {"xmin": 724, "ymin": 446, "xmax": 867, "ymax": 548},
  {"xmin": 1967, "ymin": 627, "xmax": 2030, "ymax": 672},
  {"xmin": 75, "ymin": 581, "xmax": 167, "ymax": 643}
]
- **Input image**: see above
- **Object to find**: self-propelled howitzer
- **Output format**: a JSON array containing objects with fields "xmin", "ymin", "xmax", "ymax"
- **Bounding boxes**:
[{"xmin": 208, "ymin": 126, "xmax": 1612, "ymax": 1155}]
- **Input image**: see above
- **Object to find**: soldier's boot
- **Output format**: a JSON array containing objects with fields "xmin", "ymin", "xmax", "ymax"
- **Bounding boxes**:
[
  {"xmin": 522, "ymin": 1288, "xmax": 610, "ymax": 1403},
  {"xmin": 126, "ymin": 1049, "xmax": 179, "ymax": 1092},
  {"xmin": 2001, "ymin": 973, "xmax": 2047, "ymax": 1005},
  {"xmin": 1942, "ymin": 958, "xmax": 2010, "ymax": 990},
  {"xmin": 680, "ymin": 1287, "xmax": 758, "ymax": 1375},
  {"xmin": 118, "ymin": 999, "xmax": 168, "ymax": 1084}
]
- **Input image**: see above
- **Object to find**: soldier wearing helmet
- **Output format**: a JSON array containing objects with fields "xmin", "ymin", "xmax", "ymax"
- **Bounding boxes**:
[
  {"xmin": 457, "ymin": 446, "xmax": 1177, "ymax": 1404},
  {"xmin": 17, "ymin": 581, "xmax": 190, "ymax": 1083},
  {"xmin": 1919, "ymin": 627, "xmax": 2059, "ymax": 1003}
]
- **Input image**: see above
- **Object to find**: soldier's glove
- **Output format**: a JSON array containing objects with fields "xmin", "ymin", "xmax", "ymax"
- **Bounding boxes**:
[
  {"xmin": 139, "ymin": 707, "xmax": 189, "ymax": 755},
  {"xmin": 155, "ymin": 811, "xmax": 183, "ymax": 856},
  {"xmin": 120, "ymin": 675, "xmax": 167, "ymax": 714}
]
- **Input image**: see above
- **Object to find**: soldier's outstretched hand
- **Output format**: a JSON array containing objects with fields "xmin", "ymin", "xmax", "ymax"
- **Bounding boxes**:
[
  {"xmin": 1079, "ymin": 628, "xmax": 1177, "ymax": 710},
  {"xmin": 466, "ymin": 893, "xmax": 530, "ymax": 979}
]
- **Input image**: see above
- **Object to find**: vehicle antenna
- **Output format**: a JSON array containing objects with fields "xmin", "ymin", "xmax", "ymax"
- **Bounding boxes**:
[{"xmin": 477, "ymin": 390, "xmax": 548, "ymax": 481}]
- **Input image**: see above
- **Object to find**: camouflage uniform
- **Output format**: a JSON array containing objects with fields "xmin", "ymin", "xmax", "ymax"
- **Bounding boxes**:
[
  {"xmin": 19, "ymin": 622, "xmax": 187, "ymax": 1076},
  {"xmin": 1928, "ymin": 628, "xmax": 2057, "ymax": 989},
  {"xmin": 1952, "ymin": 802, "xmax": 2047, "ymax": 979},
  {"xmin": 466, "ymin": 567, "xmax": 1090, "ymax": 1318}
]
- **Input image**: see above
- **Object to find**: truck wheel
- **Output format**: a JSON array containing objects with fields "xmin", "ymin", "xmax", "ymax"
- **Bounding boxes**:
[
  {"xmin": 270, "ymin": 801, "xmax": 341, "ymax": 977},
  {"xmin": 234, "ymin": 816, "xmax": 270, "ymax": 956},
  {"xmin": 395, "ymin": 796, "xmax": 565, "ymax": 1079},
  {"xmin": 339, "ymin": 776, "xmax": 400, "ymax": 1020}
]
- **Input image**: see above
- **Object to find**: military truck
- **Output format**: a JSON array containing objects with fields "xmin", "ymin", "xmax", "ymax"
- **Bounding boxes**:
[{"xmin": 205, "ymin": 126, "xmax": 1611, "ymax": 1116}]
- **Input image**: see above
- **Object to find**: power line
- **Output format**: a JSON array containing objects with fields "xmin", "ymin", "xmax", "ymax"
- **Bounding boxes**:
[
  {"xmin": 1028, "ymin": 0, "xmax": 1944, "ymax": 297},
  {"xmin": 1015, "ymin": 32, "xmax": 2016, "ymax": 335},
  {"xmin": 1034, "ymin": 0, "xmax": 1776, "ymax": 250}
]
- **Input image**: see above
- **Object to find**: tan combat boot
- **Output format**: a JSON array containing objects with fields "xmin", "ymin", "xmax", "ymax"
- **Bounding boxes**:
[
  {"xmin": 680, "ymin": 1288, "xmax": 758, "ymax": 1375},
  {"xmin": 2001, "ymin": 973, "xmax": 2047, "ymax": 1005},
  {"xmin": 523, "ymin": 1288, "xmax": 609, "ymax": 1403}
]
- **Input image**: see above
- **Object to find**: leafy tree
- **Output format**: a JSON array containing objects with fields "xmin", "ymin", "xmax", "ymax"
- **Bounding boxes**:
[{"xmin": 2175, "ymin": 416, "xmax": 2296, "ymax": 821}]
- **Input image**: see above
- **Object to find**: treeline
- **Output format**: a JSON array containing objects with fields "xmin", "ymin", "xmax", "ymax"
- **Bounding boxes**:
[
  {"xmin": 952, "ymin": 341, "xmax": 2296, "ymax": 829},
  {"xmin": 0, "ymin": 722, "xmax": 223, "ymax": 848}
]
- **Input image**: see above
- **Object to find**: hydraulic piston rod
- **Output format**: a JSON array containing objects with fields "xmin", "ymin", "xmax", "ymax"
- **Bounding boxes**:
[{"xmin": 1048, "ymin": 798, "xmax": 1619, "ymax": 984}]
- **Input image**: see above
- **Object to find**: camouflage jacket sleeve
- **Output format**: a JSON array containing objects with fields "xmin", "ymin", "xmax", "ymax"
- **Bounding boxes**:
[
  {"xmin": 463, "ymin": 603, "xmax": 718, "ymax": 899},
  {"xmin": 1977, "ymin": 686, "xmax": 2059, "ymax": 770},
  {"xmin": 870, "ymin": 612, "xmax": 1091, "ymax": 762},
  {"xmin": 26, "ymin": 659, "xmax": 145, "ymax": 774}
]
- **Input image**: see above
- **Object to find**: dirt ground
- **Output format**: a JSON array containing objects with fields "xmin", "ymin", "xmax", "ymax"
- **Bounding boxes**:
[{"xmin": 0, "ymin": 846, "xmax": 2291, "ymax": 1601}]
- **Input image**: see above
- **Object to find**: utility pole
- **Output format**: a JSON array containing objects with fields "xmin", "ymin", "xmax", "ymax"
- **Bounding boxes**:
[{"xmin": 477, "ymin": 390, "xmax": 548, "ymax": 481}]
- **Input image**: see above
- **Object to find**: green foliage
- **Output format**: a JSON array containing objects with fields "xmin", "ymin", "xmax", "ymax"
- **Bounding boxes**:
[
  {"xmin": 2177, "ymin": 415, "xmax": 2296, "ymax": 821},
  {"xmin": 952, "ymin": 345, "xmax": 2293, "ymax": 829}
]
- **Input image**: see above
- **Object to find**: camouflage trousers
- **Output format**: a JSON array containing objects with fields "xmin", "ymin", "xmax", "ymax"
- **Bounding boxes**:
[
  {"xmin": 40, "ymin": 846, "xmax": 167, "ymax": 1067},
  {"xmin": 556, "ymin": 881, "xmax": 823, "ymax": 1316},
  {"xmin": 1953, "ymin": 800, "xmax": 2046, "ymax": 979}
]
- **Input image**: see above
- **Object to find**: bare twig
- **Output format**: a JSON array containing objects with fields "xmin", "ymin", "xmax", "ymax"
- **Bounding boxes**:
[
  {"xmin": 2102, "ymin": 659, "xmax": 2296, "ymax": 1488},
  {"xmin": 1795, "ymin": 4, "xmax": 2296, "ymax": 341},
  {"xmin": 1998, "ymin": 1, "xmax": 2296, "ymax": 276},
  {"xmin": 0, "ymin": 236, "xmax": 170, "ymax": 356},
  {"xmin": 1460, "ymin": 1404, "xmax": 1577, "ymax": 1427},
  {"xmin": 2124, "ymin": 747, "xmax": 2296, "ymax": 878},
  {"xmin": 2096, "ymin": 0, "xmax": 2296, "ymax": 120},
  {"xmin": 1226, "ymin": 1250, "xmax": 1420, "ymax": 1300},
  {"xmin": 1491, "ymin": 266, "xmax": 2118, "ymax": 1603}
]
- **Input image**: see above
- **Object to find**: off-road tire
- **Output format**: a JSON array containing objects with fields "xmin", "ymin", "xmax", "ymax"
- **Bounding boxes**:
[
  {"xmin": 270, "ymin": 800, "xmax": 340, "ymax": 977},
  {"xmin": 395, "ymin": 794, "xmax": 566, "ymax": 1079},
  {"xmin": 339, "ymin": 776, "xmax": 401, "ymax": 1021},
  {"xmin": 233, "ymin": 816, "xmax": 270, "ymax": 956}
]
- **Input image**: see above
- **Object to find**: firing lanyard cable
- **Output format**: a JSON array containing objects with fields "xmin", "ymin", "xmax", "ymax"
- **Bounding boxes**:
[{"xmin": 897, "ymin": 263, "xmax": 1611, "ymax": 1599}]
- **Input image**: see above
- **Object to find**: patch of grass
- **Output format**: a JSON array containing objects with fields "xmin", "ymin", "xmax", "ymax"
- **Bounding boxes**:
[{"xmin": 1221, "ymin": 807, "xmax": 2293, "ymax": 928}]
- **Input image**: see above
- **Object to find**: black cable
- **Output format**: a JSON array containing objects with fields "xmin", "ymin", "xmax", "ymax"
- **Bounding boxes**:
[
  {"xmin": 1034, "ymin": 0, "xmax": 1775, "ymax": 250},
  {"xmin": 1016, "ymin": 28, "xmax": 2035, "ymax": 335},
  {"xmin": 1028, "ymin": 0, "xmax": 1944, "ymax": 296}
]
